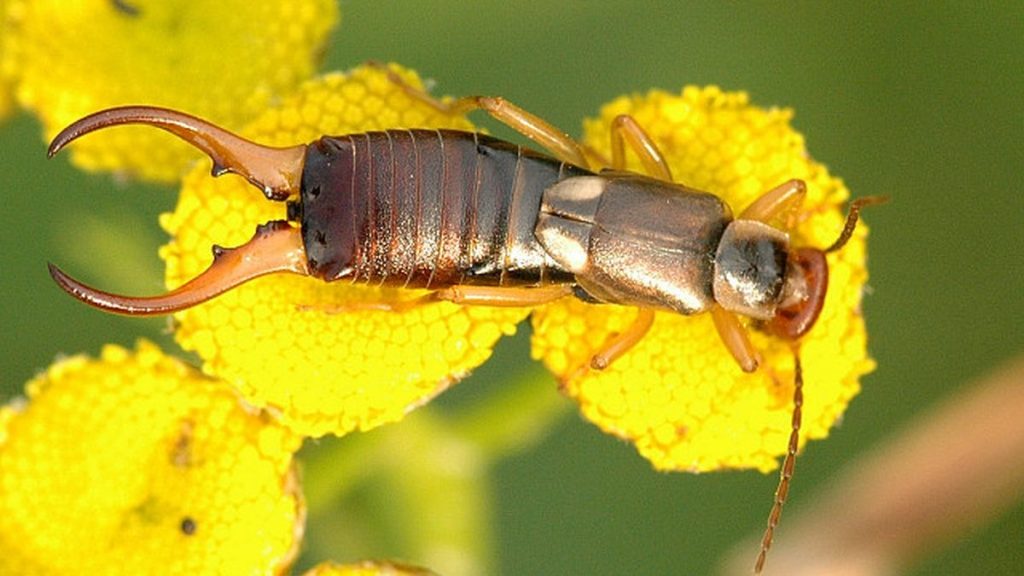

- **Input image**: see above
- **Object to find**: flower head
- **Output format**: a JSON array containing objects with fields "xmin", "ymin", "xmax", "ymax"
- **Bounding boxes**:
[
  {"xmin": 1, "ymin": 0, "xmax": 338, "ymax": 181},
  {"xmin": 161, "ymin": 64, "xmax": 530, "ymax": 437},
  {"xmin": 0, "ymin": 0, "xmax": 13, "ymax": 121},
  {"xmin": 531, "ymin": 86, "xmax": 876, "ymax": 473},
  {"xmin": 0, "ymin": 340, "xmax": 304, "ymax": 575}
]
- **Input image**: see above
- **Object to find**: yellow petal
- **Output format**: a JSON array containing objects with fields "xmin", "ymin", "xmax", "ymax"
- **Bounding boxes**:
[
  {"xmin": 0, "ymin": 340, "xmax": 304, "ymax": 575},
  {"xmin": 301, "ymin": 560, "xmax": 437, "ymax": 576},
  {"xmin": 162, "ymin": 64, "xmax": 529, "ymax": 437},
  {"xmin": 531, "ymin": 86, "xmax": 876, "ymax": 473},
  {"xmin": 3, "ymin": 0, "xmax": 338, "ymax": 181}
]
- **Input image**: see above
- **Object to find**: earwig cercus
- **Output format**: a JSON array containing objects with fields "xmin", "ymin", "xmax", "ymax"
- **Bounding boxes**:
[{"xmin": 46, "ymin": 100, "xmax": 885, "ymax": 575}]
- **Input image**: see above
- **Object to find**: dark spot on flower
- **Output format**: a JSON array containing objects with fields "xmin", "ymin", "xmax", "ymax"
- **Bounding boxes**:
[{"xmin": 111, "ymin": 0, "xmax": 141, "ymax": 17}]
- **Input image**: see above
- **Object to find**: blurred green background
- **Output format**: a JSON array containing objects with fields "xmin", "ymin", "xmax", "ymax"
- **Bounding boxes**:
[{"xmin": 1, "ymin": 1, "xmax": 1022, "ymax": 574}]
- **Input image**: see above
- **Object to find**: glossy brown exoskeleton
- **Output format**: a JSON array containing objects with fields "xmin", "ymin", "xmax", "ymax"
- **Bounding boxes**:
[{"xmin": 46, "ymin": 89, "xmax": 882, "ymax": 574}]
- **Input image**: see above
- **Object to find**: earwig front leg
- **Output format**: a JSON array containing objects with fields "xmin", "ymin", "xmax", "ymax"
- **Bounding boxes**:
[
  {"xmin": 739, "ymin": 179, "xmax": 807, "ymax": 224},
  {"xmin": 710, "ymin": 304, "xmax": 761, "ymax": 373},
  {"xmin": 373, "ymin": 63, "xmax": 590, "ymax": 169},
  {"xmin": 609, "ymin": 114, "xmax": 673, "ymax": 181}
]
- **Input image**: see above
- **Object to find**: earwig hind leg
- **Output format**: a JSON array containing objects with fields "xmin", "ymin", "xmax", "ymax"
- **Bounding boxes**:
[
  {"xmin": 754, "ymin": 345, "xmax": 804, "ymax": 575},
  {"xmin": 373, "ymin": 62, "xmax": 590, "ymax": 169},
  {"xmin": 297, "ymin": 285, "xmax": 573, "ymax": 315},
  {"xmin": 609, "ymin": 114, "xmax": 673, "ymax": 182},
  {"xmin": 710, "ymin": 304, "xmax": 761, "ymax": 373},
  {"xmin": 294, "ymin": 295, "xmax": 433, "ymax": 315},
  {"xmin": 432, "ymin": 285, "xmax": 573, "ymax": 307},
  {"xmin": 565, "ymin": 308, "xmax": 656, "ymax": 384},
  {"xmin": 739, "ymin": 179, "xmax": 807, "ymax": 225}
]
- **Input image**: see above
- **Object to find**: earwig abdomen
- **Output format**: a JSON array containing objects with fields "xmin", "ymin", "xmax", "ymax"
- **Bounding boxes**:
[{"xmin": 298, "ymin": 129, "xmax": 589, "ymax": 289}]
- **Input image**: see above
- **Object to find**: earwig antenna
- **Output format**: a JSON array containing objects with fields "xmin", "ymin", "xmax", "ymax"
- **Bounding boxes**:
[
  {"xmin": 47, "ymin": 106, "xmax": 307, "ymax": 201},
  {"xmin": 823, "ymin": 195, "xmax": 889, "ymax": 254},
  {"xmin": 48, "ymin": 222, "xmax": 308, "ymax": 316},
  {"xmin": 754, "ymin": 346, "xmax": 804, "ymax": 575}
]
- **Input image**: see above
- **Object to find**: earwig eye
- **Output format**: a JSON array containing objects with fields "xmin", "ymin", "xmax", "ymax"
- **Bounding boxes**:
[{"xmin": 49, "ymin": 222, "xmax": 309, "ymax": 315}]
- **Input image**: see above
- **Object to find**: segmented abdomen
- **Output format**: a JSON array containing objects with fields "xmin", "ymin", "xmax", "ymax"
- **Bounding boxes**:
[{"xmin": 299, "ymin": 129, "xmax": 590, "ymax": 289}]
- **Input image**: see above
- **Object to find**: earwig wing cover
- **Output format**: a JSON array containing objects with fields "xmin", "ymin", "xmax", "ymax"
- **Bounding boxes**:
[
  {"xmin": 162, "ymin": 65, "xmax": 531, "ymax": 438},
  {"xmin": 531, "ymin": 87, "xmax": 876, "ymax": 473}
]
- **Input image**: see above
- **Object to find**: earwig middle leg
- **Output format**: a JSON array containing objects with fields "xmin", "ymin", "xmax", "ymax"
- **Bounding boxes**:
[
  {"xmin": 565, "ymin": 308, "xmax": 656, "ymax": 383},
  {"xmin": 609, "ymin": 114, "xmax": 673, "ymax": 181},
  {"xmin": 588, "ymin": 308, "xmax": 656, "ymax": 370},
  {"xmin": 373, "ymin": 63, "xmax": 590, "ymax": 168}
]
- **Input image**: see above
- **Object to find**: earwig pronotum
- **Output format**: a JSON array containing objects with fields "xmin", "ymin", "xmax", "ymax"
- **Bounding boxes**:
[{"xmin": 45, "ymin": 87, "xmax": 883, "ymax": 573}]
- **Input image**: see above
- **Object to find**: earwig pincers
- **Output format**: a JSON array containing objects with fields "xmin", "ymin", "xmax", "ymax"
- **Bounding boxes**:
[{"xmin": 46, "ymin": 94, "xmax": 884, "ymax": 574}]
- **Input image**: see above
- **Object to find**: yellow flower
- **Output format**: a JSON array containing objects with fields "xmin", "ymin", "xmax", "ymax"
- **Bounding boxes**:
[
  {"xmin": 0, "ymin": 340, "xmax": 304, "ymax": 575},
  {"xmin": 531, "ymin": 86, "xmax": 876, "ymax": 473},
  {"xmin": 2, "ymin": 0, "xmax": 338, "ymax": 181},
  {"xmin": 0, "ymin": 0, "xmax": 13, "ymax": 121},
  {"xmin": 301, "ymin": 560, "xmax": 436, "ymax": 576},
  {"xmin": 162, "ymin": 64, "xmax": 530, "ymax": 437}
]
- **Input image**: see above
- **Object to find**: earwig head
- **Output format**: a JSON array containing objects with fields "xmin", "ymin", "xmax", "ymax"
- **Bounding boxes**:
[
  {"xmin": 47, "ymin": 107, "xmax": 317, "ymax": 315},
  {"xmin": 48, "ymin": 106, "xmax": 307, "ymax": 200},
  {"xmin": 767, "ymin": 195, "xmax": 888, "ymax": 340}
]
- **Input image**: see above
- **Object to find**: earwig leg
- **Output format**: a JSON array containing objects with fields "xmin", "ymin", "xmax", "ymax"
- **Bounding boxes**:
[
  {"xmin": 754, "ymin": 345, "xmax": 804, "ymax": 575},
  {"xmin": 373, "ymin": 63, "xmax": 590, "ymax": 168},
  {"xmin": 462, "ymin": 96, "xmax": 591, "ymax": 169},
  {"xmin": 432, "ymin": 285, "xmax": 573, "ymax": 307},
  {"xmin": 564, "ymin": 308, "xmax": 656, "ymax": 383},
  {"xmin": 297, "ymin": 285, "xmax": 572, "ymax": 315},
  {"xmin": 609, "ymin": 115, "xmax": 673, "ymax": 181},
  {"xmin": 589, "ymin": 308, "xmax": 656, "ymax": 370},
  {"xmin": 710, "ymin": 304, "xmax": 761, "ymax": 373},
  {"xmin": 739, "ymin": 179, "xmax": 807, "ymax": 224},
  {"xmin": 295, "ymin": 296, "xmax": 433, "ymax": 315}
]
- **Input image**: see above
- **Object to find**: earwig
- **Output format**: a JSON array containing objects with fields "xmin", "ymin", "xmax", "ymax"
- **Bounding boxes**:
[{"xmin": 46, "ymin": 91, "xmax": 884, "ymax": 573}]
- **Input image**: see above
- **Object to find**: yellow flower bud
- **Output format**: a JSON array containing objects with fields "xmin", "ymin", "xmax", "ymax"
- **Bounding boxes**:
[
  {"xmin": 2, "ymin": 0, "xmax": 338, "ymax": 181},
  {"xmin": 0, "ymin": 340, "xmax": 304, "ymax": 575}
]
